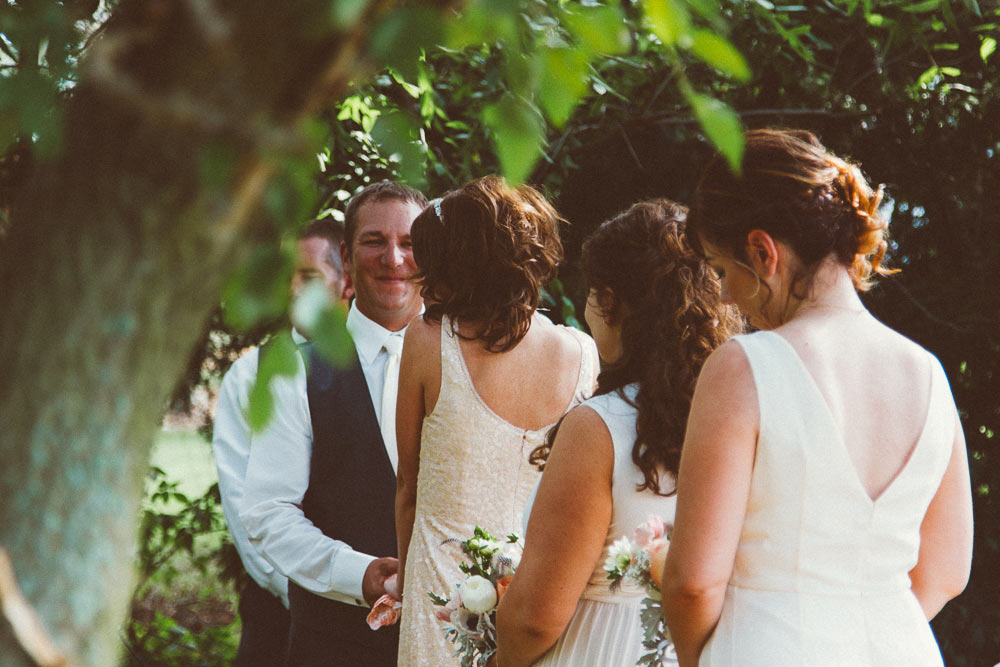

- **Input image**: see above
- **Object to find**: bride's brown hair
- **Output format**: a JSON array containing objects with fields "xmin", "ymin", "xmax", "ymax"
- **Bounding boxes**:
[
  {"xmin": 530, "ymin": 200, "xmax": 741, "ymax": 494},
  {"xmin": 411, "ymin": 175, "xmax": 563, "ymax": 352},
  {"xmin": 688, "ymin": 128, "xmax": 896, "ymax": 296}
]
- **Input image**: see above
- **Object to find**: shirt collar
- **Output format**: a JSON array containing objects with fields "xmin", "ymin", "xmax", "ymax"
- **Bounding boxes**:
[
  {"xmin": 291, "ymin": 327, "xmax": 309, "ymax": 347},
  {"xmin": 346, "ymin": 300, "xmax": 421, "ymax": 364}
]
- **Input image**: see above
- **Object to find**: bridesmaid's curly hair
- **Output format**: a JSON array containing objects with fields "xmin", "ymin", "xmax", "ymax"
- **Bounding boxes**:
[
  {"xmin": 411, "ymin": 176, "xmax": 563, "ymax": 352},
  {"xmin": 530, "ymin": 200, "xmax": 742, "ymax": 494}
]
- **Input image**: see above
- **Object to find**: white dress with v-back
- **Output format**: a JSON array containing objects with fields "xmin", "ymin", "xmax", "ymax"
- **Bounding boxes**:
[
  {"xmin": 397, "ymin": 314, "xmax": 598, "ymax": 666},
  {"xmin": 700, "ymin": 331, "xmax": 955, "ymax": 666}
]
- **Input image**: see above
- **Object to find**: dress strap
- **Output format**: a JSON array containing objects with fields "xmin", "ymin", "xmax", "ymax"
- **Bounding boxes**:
[
  {"xmin": 561, "ymin": 324, "xmax": 599, "ymax": 405},
  {"xmin": 436, "ymin": 314, "xmax": 471, "ymax": 410}
]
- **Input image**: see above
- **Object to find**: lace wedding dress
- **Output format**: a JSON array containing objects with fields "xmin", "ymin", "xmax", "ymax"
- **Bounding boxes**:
[{"xmin": 397, "ymin": 314, "xmax": 597, "ymax": 666}]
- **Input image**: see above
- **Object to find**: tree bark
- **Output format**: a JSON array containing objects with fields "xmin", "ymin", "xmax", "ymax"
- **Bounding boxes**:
[{"xmin": 0, "ymin": 1, "xmax": 392, "ymax": 663}]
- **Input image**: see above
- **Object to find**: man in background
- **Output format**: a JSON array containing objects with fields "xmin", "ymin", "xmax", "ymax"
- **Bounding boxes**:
[{"xmin": 212, "ymin": 218, "xmax": 349, "ymax": 666}]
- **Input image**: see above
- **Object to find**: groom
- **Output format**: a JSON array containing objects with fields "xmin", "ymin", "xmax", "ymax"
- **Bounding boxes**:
[{"xmin": 241, "ymin": 181, "xmax": 427, "ymax": 665}]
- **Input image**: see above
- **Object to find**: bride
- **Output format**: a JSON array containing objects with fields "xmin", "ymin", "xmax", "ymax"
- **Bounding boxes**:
[
  {"xmin": 661, "ymin": 129, "xmax": 974, "ymax": 666},
  {"xmin": 394, "ymin": 176, "xmax": 599, "ymax": 666},
  {"xmin": 494, "ymin": 200, "xmax": 739, "ymax": 666}
]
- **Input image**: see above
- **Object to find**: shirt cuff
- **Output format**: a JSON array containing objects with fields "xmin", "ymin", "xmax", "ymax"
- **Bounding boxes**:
[{"xmin": 328, "ymin": 549, "xmax": 377, "ymax": 607}]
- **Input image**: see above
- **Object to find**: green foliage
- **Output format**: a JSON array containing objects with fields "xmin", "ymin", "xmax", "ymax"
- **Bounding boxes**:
[
  {"xmin": 4, "ymin": 2, "xmax": 997, "ymax": 663},
  {"xmin": 123, "ymin": 468, "xmax": 239, "ymax": 665}
]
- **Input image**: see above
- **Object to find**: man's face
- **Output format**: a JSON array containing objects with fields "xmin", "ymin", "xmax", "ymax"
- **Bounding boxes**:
[
  {"xmin": 342, "ymin": 198, "xmax": 423, "ymax": 331},
  {"xmin": 291, "ymin": 236, "xmax": 347, "ymax": 302}
]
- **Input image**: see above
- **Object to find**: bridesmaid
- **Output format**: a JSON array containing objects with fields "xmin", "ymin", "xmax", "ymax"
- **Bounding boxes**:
[
  {"xmin": 494, "ymin": 200, "xmax": 740, "ymax": 666},
  {"xmin": 661, "ymin": 129, "xmax": 973, "ymax": 666},
  {"xmin": 395, "ymin": 176, "xmax": 599, "ymax": 666}
]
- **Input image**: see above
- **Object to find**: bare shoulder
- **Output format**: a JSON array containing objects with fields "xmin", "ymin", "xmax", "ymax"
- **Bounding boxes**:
[
  {"xmin": 861, "ymin": 316, "xmax": 939, "ymax": 377},
  {"xmin": 404, "ymin": 313, "xmax": 442, "ymax": 350},
  {"xmin": 699, "ymin": 338, "xmax": 753, "ymax": 387},
  {"xmin": 547, "ymin": 403, "xmax": 614, "ymax": 473}
]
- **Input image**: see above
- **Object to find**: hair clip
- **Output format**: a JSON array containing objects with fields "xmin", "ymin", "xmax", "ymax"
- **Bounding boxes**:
[{"xmin": 432, "ymin": 197, "xmax": 443, "ymax": 221}]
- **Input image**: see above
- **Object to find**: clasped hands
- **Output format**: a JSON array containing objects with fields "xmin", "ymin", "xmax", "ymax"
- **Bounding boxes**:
[{"xmin": 362, "ymin": 556, "xmax": 401, "ymax": 607}]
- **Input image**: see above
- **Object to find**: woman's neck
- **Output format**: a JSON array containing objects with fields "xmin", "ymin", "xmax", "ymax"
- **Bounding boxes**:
[{"xmin": 781, "ymin": 260, "xmax": 865, "ymax": 323}]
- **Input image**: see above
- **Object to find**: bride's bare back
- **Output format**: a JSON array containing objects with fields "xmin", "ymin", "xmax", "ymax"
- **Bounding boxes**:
[
  {"xmin": 778, "ymin": 310, "xmax": 938, "ymax": 502},
  {"xmin": 452, "ymin": 315, "xmax": 586, "ymax": 431}
]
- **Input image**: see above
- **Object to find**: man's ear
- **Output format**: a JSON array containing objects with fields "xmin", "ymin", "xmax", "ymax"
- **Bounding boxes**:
[
  {"xmin": 340, "ymin": 240, "xmax": 351, "ymax": 272},
  {"xmin": 745, "ymin": 229, "xmax": 779, "ymax": 278}
]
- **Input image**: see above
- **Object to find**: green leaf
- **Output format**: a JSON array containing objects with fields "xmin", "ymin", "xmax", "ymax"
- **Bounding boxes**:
[
  {"xmin": 644, "ymin": 0, "xmax": 691, "ymax": 46},
  {"xmin": 370, "ymin": 109, "xmax": 427, "ymax": 187},
  {"xmin": 221, "ymin": 245, "xmax": 292, "ymax": 331},
  {"xmin": 329, "ymin": 0, "xmax": 368, "ymax": 28},
  {"xmin": 917, "ymin": 65, "xmax": 939, "ymax": 87},
  {"xmin": 370, "ymin": 7, "xmax": 445, "ymax": 79},
  {"xmin": 537, "ymin": 46, "xmax": 591, "ymax": 128},
  {"xmin": 981, "ymin": 36, "xmax": 997, "ymax": 61},
  {"xmin": 446, "ymin": 0, "xmax": 519, "ymax": 49},
  {"xmin": 939, "ymin": 66, "xmax": 961, "ymax": 76},
  {"xmin": 247, "ymin": 377, "xmax": 275, "ymax": 433},
  {"xmin": 483, "ymin": 94, "xmax": 545, "ymax": 185},
  {"xmin": 685, "ymin": 90, "xmax": 744, "ymax": 175},
  {"xmin": 688, "ymin": 30, "xmax": 751, "ymax": 82},
  {"xmin": 901, "ymin": 0, "xmax": 940, "ymax": 12},
  {"xmin": 247, "ymin": 331, "xmax": 302, "ymax": 432},
  {"xmin": 311, "ymin": 300, "xmax": 356, "ymax": 368},
  {"xmin": 563, "ymin": 4, "xmax": 631, "ymax": 56}
]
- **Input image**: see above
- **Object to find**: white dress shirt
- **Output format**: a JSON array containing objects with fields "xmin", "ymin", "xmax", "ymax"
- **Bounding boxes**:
[
  {"xmin": 240, "ymin": 302, "xmax": 410, "ymax": 607},
  {"xmin": 211, "ymin": 330, "xmax": 309, "ymax": 609}
]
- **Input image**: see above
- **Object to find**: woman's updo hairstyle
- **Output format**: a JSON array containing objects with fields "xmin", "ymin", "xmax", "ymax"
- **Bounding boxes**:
[
  {"xmin": 411, "ymin": 175, "xmax": 563, "ymax": 352},
  {"xmin": 688, "ymin": 128, "xmax": 896, "ymax": 292},
  {"xmin": 530, "ymin": 200, "xmax": 742, "ymax": 494}
]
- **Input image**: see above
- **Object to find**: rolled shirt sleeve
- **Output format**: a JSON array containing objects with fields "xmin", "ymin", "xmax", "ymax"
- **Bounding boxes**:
[{"xmin": 240, "ymin": 360, "xmax": 375, "ymax": 607}]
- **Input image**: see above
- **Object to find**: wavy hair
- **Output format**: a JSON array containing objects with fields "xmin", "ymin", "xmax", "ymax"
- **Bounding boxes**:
[
  {"xmin": 688, "ymin": 128, "xmax": 897, "ymax": 296},
  {"xmin": 411, "ymin": 176, "xmax": 564, "ymax": 352},
  {"xmin": 530, "ymin": 200, "xmax": 742, "ymax": 494}
]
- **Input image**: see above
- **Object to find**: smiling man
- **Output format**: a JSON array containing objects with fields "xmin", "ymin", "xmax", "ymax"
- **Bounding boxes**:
[{"xmin": 241, "ymin": 182, "xmax": 426, "ymax": 666}]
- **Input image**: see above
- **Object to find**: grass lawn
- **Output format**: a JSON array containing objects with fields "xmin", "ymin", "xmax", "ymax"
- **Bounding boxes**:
[{"xmin": 149, "ymin": 428, "xmax": 218, "ymax": 499}]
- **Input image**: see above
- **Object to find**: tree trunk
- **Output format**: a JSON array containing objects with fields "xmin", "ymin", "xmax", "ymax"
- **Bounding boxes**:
[{"xmin": 0, "ymin": 1, "xmax": 390, "ymax": 663}]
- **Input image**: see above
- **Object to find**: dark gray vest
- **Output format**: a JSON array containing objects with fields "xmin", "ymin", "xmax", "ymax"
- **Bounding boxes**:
[{"xmin": 286, "ymin": 348, "xmax": 398, "ymax": 664}]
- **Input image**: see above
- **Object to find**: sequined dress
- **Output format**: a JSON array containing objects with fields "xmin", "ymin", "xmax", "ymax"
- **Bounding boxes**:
[{"xmin": 397, "ymin": 314, "xmax": 598, "ymax": 666}]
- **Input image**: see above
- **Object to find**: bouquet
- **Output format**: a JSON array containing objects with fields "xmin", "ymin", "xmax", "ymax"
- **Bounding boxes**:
[
  {"xmin": 604, "ymin": 515, "xmax": 677, "ymax": 666},
  {"xmin": 429, "ymin": 526, "xmax": 521, "ymax": 667}
]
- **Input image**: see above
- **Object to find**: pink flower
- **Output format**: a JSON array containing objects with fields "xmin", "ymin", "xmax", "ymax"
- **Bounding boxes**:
[
  {"xmin": 647, "ymin": 540, "xmax": 669, "ymax": 590},
  {"xmin": 436, "ymin": 591, "xmax": 462, "ymax": 622},
  {"xmin": 366, "ymin": 594, "xmax": 402, "ymax": 630},
  {"xmin": 633, "ymin": 515, "xmax": 667, "ymax": 548}
]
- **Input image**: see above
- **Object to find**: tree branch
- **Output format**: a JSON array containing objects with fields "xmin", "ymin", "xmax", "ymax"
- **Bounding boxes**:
[{"xmin": 0, "ymin": 548, "xmax": 68, "ymax": 667}]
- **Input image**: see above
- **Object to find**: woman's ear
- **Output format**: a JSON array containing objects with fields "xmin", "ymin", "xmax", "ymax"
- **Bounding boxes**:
[
  {"xmin": 594, "ymin": 287, "xmax": 620, "ymax": 326},
  {"xmin": 745, "ymin": 230, "xmax": 779, "ymax": 278}
]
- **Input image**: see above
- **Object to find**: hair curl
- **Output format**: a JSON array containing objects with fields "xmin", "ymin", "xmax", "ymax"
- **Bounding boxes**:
[
  {"xmin": 688, "ymin": 128, "xmax": 897, "ymax": 294},
  {"xmin": 530, "ymin": 200, "xmax": 742, "ymax": 494},
  {"xmin": 411, "ymin": 176, "xmax": 563, "ymax": 352}
]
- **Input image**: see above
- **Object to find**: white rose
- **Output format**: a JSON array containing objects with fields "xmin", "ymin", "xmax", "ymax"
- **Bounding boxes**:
[{"xmin": 460, "ymin": 575, "xmax": 498, "ymax": 614}]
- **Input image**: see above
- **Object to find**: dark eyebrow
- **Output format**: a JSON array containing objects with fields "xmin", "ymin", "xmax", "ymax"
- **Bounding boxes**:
[{"xmin": 357, "ymin": 231, "xmax": 386, "ymax": 241}]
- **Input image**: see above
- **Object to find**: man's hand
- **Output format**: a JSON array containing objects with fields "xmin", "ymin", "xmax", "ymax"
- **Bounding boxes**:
[{"xmin": 362, "ymin": 557, "xmax": 399, "ymax": 606}]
